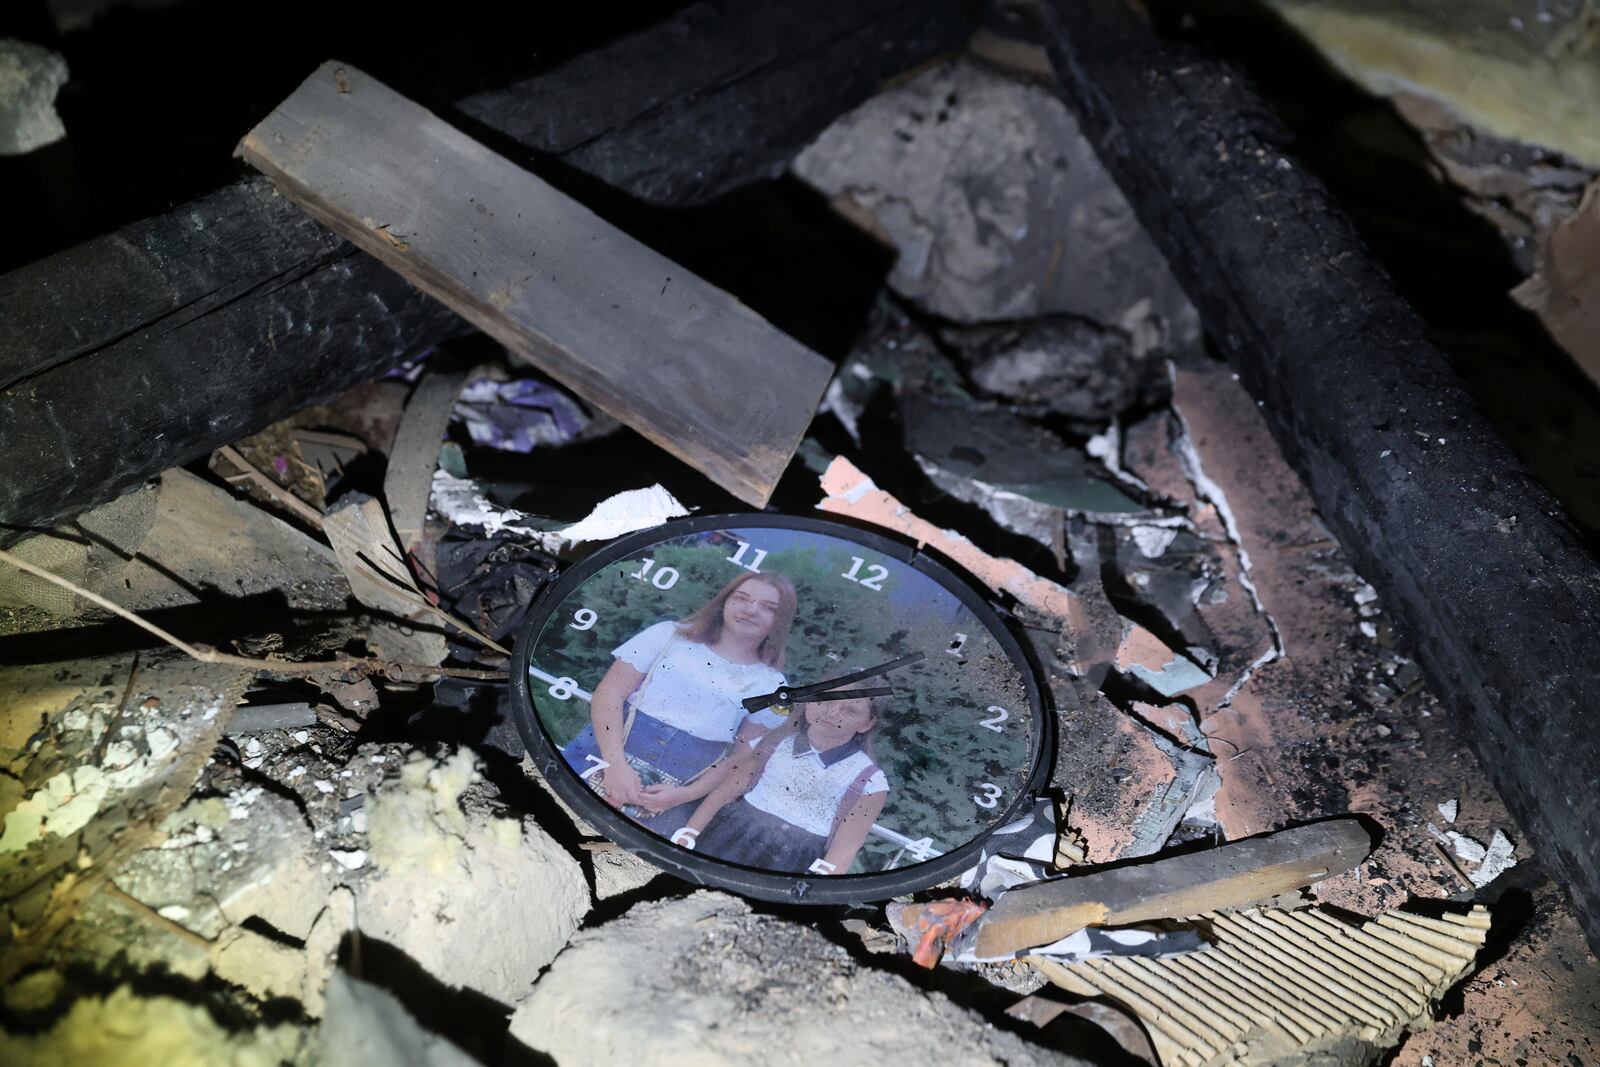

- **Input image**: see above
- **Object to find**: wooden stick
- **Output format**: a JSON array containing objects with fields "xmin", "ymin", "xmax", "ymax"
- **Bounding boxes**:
[
  {"xmin": 968, "ymin": 819, "xmax": 1372, "ymax": 959},
  {"xmin": 0, "ymin": 546, "xmax": 506, "ymax": 681},
  {"xmin": 216, "ymin": 444, "xmax": 325, "ymax": 529}
]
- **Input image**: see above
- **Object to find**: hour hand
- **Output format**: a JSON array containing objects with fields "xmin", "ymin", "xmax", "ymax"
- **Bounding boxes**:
[{"xmin": 742, "ymin": 652, "xmax": 925, "ymax": 712}]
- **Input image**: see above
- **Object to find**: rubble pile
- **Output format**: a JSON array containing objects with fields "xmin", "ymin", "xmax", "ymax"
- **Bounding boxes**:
[{"xmin": 1, "ymin": 22, "xmax": 1595, "ymax": 1067}]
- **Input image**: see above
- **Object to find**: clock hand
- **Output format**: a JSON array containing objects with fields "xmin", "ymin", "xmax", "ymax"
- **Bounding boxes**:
[
  {"xmin": 790, "ymin": 687, "xmax": 894, "ymax": 704},
  {"xmin": 742, "ymin": 652, "xmax": 925, "ymax": 712}
]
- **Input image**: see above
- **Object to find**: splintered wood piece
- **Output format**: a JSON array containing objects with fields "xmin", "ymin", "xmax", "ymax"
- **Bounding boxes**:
[
  {"xmin": 974, "ymin": 819, "xmax": 1372, "ymax": 959},
  {"xmin": 321, "ymin": 493, "xmax": 448, "ymax": 667},
  {"xmin": 239, "ymin": 62, "xmax": 833, "ymax": 507},
  {"xmin": 1032, "ymin": 903, "xmax": 1490, "ymax": 1067}
]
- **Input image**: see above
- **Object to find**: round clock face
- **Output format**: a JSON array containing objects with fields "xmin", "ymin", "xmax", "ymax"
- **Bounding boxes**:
[{"xmin": 508, "ymin": 513, "xmax": 1050, "ymax": 903}]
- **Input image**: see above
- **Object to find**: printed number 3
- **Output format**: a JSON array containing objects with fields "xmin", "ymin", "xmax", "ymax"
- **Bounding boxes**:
[{"xmin": 972, "ymin": 782, "xmax": 1002, "ymax": 809}]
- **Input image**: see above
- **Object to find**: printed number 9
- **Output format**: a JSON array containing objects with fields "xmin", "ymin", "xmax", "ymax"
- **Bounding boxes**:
[
  {"xmin": 570, "ymin": 608, "xmax": 597, "ymax": 631},
  {"xmin": 972, "ymin": 782, "xmax": 1002, "ymax": 809}
]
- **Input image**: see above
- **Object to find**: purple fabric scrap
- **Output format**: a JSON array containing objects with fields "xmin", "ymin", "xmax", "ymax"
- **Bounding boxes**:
[{"xmin": 455, "ymin": 378, "xmax": 589, "ymax": 452}]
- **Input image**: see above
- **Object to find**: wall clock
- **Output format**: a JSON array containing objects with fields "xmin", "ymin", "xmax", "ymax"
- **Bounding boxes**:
[{"xmin": 509, "ymin": 513, "xmax": 1052, "ymax": 903}]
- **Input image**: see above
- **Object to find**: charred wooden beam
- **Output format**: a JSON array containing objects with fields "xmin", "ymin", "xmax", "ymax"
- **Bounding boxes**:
[
  {"xmin": 1026, "ymin": 0, "xmax": 1600, "ymax": 953},
  {"xmin": 0, "ymin": 0, "xmax": 973, "ymax": 539}
]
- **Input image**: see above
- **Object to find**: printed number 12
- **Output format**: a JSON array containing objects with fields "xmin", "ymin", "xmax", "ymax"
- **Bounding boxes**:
[{"xmin": 842, "ymin": 556, "xmax": 889, "ymax": 591}]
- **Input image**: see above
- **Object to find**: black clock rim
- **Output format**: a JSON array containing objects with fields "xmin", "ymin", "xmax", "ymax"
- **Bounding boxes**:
[{"xmin": 507, "ymin": 511, "xmax": 1054, "ymax": 905}]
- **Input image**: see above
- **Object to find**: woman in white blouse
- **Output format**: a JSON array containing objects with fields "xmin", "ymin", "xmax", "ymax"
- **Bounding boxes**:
[{"xmin": 561, "ymin": 571, "xmax": 798, "ymax": 832}]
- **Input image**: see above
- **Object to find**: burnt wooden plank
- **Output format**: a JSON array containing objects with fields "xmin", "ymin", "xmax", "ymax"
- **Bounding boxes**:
[
  {"xmin": 240, "ymin": 62, "xmax": 833, "ymax": 507},
  {"xmin": 1028, "ymin": 0, "xmax": 1600, "ymax": 954},
  {"xmin": 0, "ymin": 0, "xmax": 973, "ymax": 538},
  {"xmin": 458, "ymin": 0, "xmax": 972, "ymax": 205}
]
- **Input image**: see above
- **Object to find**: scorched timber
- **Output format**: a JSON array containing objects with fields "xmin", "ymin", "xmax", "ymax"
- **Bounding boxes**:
[
  {"xmin": 239, "ymin": 63, "xmax": 831, "ymax": 507},
  {"xmin": 1029, "ymin": 0, "xmax": 1600, "ymax": 955},
  {"xmin": 0, "ymin": 0, "xmax": 973, "ymax": 537}
]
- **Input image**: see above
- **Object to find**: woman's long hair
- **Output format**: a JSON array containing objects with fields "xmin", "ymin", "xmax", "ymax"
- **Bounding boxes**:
[{"xmin": 675, "ymin": 571, "xmax": 797, "ymax": 669}]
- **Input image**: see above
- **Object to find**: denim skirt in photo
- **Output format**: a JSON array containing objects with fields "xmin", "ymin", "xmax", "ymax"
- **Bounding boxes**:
[{"xmin": 561, "ymin": 712, "xmax": 728, "ymax": 834}]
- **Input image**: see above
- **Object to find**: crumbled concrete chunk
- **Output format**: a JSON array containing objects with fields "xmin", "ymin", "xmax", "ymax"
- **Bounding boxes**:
[
  {"xmin": 0, "ymin": 984, "xmax": 301, "ymax": 1066},
  {"xmin": 0, "ymin": 40, "xmax": 67, "ymax": 156},
  {"xmin": 359, "ymin": 750, "xmax": 587, "ymax": 1005},
  {"xmin": 510, "ymin": 892, "xmax": 1092, "ymax": 1066},
  {"xmin": 318, "ymin": 972, "xmax": 479, "ymax": 1067}
]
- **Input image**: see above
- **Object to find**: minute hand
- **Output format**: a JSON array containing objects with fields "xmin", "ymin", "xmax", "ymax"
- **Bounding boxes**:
[{"xmin": 742, "ymin": 652, "xmax": 926, "ymax": 712}]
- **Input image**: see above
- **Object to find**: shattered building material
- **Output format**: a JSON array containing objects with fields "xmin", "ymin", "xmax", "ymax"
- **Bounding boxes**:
[
  {"xmin": 971, "ymin": 820, "xmax": 1372, "ymax": 960},
  {"xmin": 0, "ymin": 0, "xmax": 974, "ymax": 537},
  {"xmin": 1514, "ymin": 178, "xmax": 1600, "ymax": 389},
  {"xmin": 509, "ymin": 891, "xmax": 1095, "ymax": 1066},
  {"xmin": 1258, "ymin": 0, "xmax": 1600, "ymax": 170},
  {"xmin": 0, "ymin": 39, "xmax": 68, "ymax": 156},
  {"xmin": 322, "ymin": 493, "xmax": 450, "ymax": 666},
  {"xmin": 0, "ymin": 650, "xmax": 252, "ymax": 985},
  {"xmin": 0, "ymin": 983, "xmax": 303, "ymax": 1067},
  {"xmin": 0, "ymin": 468, "xmax": 350, "ymax": 618},
  {"xmin": 356, "ymin": 750, "xmax": 588, "ymax": 1006},
  {"xmin": 1031, "ymin": 904, "xmax": 1491, "ymax": 1067},
  {"xmin": 318, "ymin": 972, "xmax": 478, "ymax": 1067},
  {"xmin": 238, "ymin": 62, "xmax": 832, "ymax": 509},
  {"xmin": 1029, "ymin": 0, "xmax": 1600, "ymax": 955},
  {"xmin": 792, "ymin": 55, "xmax": 1197, "ymax": 348},
  {"xmin": 384, "ymin": 368, "xmax": 474, "ymax": 554}
]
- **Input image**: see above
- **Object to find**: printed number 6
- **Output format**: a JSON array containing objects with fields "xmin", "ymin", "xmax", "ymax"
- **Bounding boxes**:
[{"xmin": 972, "ymin": 782, "xmax": 1002, "ymax": 808}]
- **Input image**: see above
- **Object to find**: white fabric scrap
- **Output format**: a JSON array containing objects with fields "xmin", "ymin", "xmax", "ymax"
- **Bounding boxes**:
[
  {"xmin": 430, "ymin": 472, "xmax": 688, "ymax": 550},
  {"xmin": 555, "ymin": 485, "xmax": 688, "ymax": 545}
]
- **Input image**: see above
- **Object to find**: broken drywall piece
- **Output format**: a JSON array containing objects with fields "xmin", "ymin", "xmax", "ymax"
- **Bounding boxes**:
[
  {"xmin": 1431, "ymin": 824, "xmax": 1519, "ymax": 888},
  {"xmin": 1438, "ymin": 799, "xmax": 1458, "ymax": 824},
  {"xmin": 0, "ymin": 469, "xmax": 350, "ymax": 617},
  {"xmin": 1033, "ymin": 904, "xmax": 1492, "ymax": 1067},
  {"xmin": 429, "ymin": 472, "xmax": 687, "ymax": 553}
]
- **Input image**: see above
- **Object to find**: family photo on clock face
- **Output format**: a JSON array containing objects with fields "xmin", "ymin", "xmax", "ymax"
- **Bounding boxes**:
[{"xmin": 528, "ymin": 527, "xmax": 1035, "ymax": 876}]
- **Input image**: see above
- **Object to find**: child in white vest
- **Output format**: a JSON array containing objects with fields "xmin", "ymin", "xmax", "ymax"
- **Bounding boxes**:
[{"xmin": 669, "ymin": 689, "xmax": 891, "ymax": 876}]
